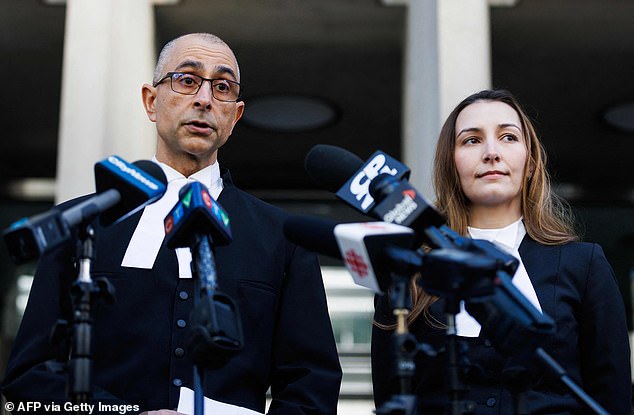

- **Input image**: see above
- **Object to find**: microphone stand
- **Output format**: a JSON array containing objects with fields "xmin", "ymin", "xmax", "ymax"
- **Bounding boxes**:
[
  {"xmin": 375, "ymin": 275, "xmax": 418, "ymax": 415},
  {"xmin": 442, "ymin": 298, "xmax": 476, "ymax": 415},
  {"xmin": 188, "ymin": 233, "xmax": 243, "ymax": 415},
  {"xmin": 50, "ymin": 223, "xmax": 115, "ymax": 412},
  {"xmin": 190, "ymin": 234, "xmax": 215, "ymax": 415},
  {"xmin": 535, "ymin": 348, "xmax": 610, "ymax": 415}
]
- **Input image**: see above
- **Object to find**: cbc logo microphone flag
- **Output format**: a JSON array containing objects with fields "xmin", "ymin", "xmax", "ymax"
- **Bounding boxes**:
[
  {"xmin": 335, "ymin": 151, "xmax": 410, "ymax": 214},
  {"xmin": 333, "ymin": 222, "xmax": 413, "ymax": 294}
]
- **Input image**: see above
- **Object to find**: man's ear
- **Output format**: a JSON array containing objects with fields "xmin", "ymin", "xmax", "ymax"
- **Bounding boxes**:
[
  {"xmin": 141, "ymin": 83, "xmax": 158, "ymax": 122},
  {"xmin": 233, "ymin": 101, "xmax": 245, "ymax": 126},
  {"xmin": 225, "ymin": 102, "xmax": 245, "ymax": 139}
]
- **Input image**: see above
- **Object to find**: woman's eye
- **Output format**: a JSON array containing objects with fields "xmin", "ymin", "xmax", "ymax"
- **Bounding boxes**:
[{"xmin": 502, "ymin": 134, "xmax": 518, "ymax": 142}]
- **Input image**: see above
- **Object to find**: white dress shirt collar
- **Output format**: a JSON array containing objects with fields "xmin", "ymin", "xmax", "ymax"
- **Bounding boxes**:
[
  {"xmin": 152, "ymin": 157, "xmax": 223, "ymax": 200},
  {"xmin": 468, "ymin": 218, "xmax": 525, "ymax": 253}
]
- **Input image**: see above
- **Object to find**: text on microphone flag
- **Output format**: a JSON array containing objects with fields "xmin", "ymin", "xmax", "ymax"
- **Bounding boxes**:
[
  {"xmin": 336, "ymin": 151, "xmax": 410, "ymax": 213},
  {"xmin": 102, "ymin": 155, "xmax": 164, "ymax": 194}
]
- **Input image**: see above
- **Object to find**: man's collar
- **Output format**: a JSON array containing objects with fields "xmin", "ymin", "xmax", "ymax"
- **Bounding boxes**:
[{"xmin": 151, "ymin": 157, "xmax": 221, "ymax": 190}]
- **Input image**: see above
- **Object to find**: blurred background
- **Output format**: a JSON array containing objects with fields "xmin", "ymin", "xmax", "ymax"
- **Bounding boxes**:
[{"xmin": 1, "ymin": 0, "xmax": 633, "ymax": 413}]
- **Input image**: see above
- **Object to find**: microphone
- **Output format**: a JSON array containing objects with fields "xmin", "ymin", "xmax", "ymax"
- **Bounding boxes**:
[
  {"xmin": 163, "ymin": 181, "xmax": 232, "ymax": 249},
  {"xmin": 163, "ymin": 181, "xmax": 242, "ymax": 368},
  {"xmin": 283, "ymin": 213, "xmax": 554, "ymax": 343},
  {"xmin": 3, "ymin": 156, "xmax": 167, "ymax": 264},
  {"xmin": 304, "ymin": 145, "xmax": 444, "ymax": 245},
  {"xmin": 369, "ymin": 173, "xmax": 445, "ymax": 245},
  {"xmin": 305, "ymin": 144, "xmax": 411, "ymax": 213},
  {"xmin": 283, "ymin": 215, "xmax": 418, "ymax": 293},
  {"xmin": 95, "ymin": 158, "xmax": 167, "ymax": 226},
  {"xmin": 304, "ymin": 144, "xmax": 365, "ymax": 193}
]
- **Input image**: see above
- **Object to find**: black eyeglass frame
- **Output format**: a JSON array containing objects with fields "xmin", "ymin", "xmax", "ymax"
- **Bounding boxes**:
[{"xmin": 153, "ymin": 71, "xmax": 243, "ymax": 102}]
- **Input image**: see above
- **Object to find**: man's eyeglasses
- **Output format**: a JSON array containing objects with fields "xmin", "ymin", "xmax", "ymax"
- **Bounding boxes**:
[{"xmin": 153, "ymin": 72, "xmax": 242, "ymax": 102}]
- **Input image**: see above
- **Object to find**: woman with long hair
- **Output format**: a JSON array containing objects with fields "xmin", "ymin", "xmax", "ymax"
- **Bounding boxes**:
[{"xmin": 372, "ymin": 89, "xmax": 631, "ymax": 415}]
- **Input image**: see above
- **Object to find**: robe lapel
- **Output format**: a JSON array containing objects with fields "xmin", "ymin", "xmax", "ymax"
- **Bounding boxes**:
[{"xmin": 518, "ymin": 236, "xmax": 560, "ymax": 322}]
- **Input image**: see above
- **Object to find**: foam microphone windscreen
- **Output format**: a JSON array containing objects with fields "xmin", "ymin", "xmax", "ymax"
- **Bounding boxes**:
[
  {"xmin": 304, "ymin": 144, "xmax": 364, "ymax": 192},
  {"xmin": 134, "ymin": 160, "xmax": 168, "ymax": 185},
  {"xmin": 283, "ymin": 214, "xmax": 342, "ymax": 259}
]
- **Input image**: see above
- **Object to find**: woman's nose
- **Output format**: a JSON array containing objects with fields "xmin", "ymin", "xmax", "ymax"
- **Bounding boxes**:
[{"xmin": 483, "ymin": 139, "xmax": 501, "ymax": 162}]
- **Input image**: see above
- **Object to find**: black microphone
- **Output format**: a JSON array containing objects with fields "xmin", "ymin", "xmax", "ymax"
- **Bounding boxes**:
[
  {"xmin": 304, "ymin": 144, "xmax": 365, "ymax": 193},
  {"xmin": 305, "ymin": 144, "xmax": 411, "ymax": 213},
  {"xmin": 3, "ymin": 156, "xmax": 167, "ymax": 264},
  {"xmin": 163, "ymin": 181, "xmax": 243, "ymax": 368},
  {"xmin": 369, "ymin": 173, "xmax": 445, "ymax": 246},
  {"xmin": 304, "ymin": 144, "xmax": 444, "ymax": 245},
  {"xmin": 95, "ymin": 158, "xmax": 167, "ymax": 226},
  {"xmin": 283, "ymin": 215, "xmax": 418, "ymax": 293}
]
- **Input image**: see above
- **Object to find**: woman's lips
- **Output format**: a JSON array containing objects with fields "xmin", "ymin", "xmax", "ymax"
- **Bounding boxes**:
[{"xmin": 477, "ymin": 170, "xmax": 507, "ymax": 178}]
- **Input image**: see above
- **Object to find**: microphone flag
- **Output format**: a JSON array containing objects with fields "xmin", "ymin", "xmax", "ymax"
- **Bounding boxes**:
[{"xmin": 164, "ymin": 181, "xmax": 232, "ymax": 249}]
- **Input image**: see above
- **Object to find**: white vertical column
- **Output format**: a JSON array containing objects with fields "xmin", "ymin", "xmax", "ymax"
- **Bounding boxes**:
[
  {"xmin": 400, "ymin": 0, "xmax": 491, "ymax": 200},
  {"xmin": 402, "ymin": 0, "xmax": 440, "ymax": 200},
  {"xmin": 56, "ymin": 0, "xmax": 157, "ymax": 203},
  {"xmin": 438, "ymin": 1, "xmax": 491, "ymax": 119}
]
